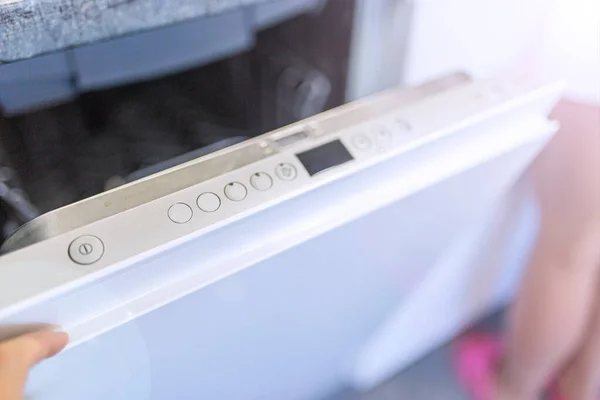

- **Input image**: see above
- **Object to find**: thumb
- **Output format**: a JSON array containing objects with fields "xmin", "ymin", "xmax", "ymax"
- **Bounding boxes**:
[{"xmin": 0, "ymin": 330, "xmax": 69, "ymax": 400}]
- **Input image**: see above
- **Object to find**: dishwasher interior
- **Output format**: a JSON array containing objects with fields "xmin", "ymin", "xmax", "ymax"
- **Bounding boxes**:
[{"xmin": 0, "ymin": 0, "xmax": 357, "ymax": 245}]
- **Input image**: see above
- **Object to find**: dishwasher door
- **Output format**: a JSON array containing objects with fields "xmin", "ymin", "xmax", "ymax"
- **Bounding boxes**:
[{"xmin": 0, "ymin": 73, "xmax": 562, "ymax": 400}]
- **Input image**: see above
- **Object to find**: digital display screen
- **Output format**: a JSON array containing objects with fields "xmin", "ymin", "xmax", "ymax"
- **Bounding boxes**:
[{"xmin": 296, "ymin": 140, "xmax": 354, "ymax": 176}]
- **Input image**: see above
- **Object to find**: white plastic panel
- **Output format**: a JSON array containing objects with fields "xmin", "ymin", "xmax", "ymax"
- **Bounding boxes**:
[
  {"xmin": 0, "ymin": 75, "xmax": 562, "ymax": 325},
  {"xmin": 24, "ymin": 136, "xmax": 548, "ymax": 400},
  {"xmin": 346, "ymin": 0, "xmax": 412, "ymax": 101},
  {"xmin": 0, "ymin": 74, "xmax": 563, "ymax": 400},
  {"xmin": 351, "ymin": 174, "xmax": 539, "ymax": 388}
]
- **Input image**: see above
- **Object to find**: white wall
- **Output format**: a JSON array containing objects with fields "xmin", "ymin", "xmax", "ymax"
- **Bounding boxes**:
[
  {"xmin": 404, "ymin": 0, "xmax": 547, "ymax": 84},
  {"xmin": 404, "ymin": 0, "xmax": 600, "ymax": 104}
]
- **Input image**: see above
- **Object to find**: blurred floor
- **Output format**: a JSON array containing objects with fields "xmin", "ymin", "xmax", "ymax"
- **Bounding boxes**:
[
  {"xmin": 326, "ymin": 312, "xmax": 504, "ymax": 400},
  {"xmin": 331, "ymin": 344, "xmax": 467, "ymax": 400}
]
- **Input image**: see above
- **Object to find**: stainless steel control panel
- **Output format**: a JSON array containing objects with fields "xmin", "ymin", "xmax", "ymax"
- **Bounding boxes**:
[
  {"xmin": 2, "ymin": 73, "xmax": 470, "ymax": 254},
  {"xmin": 0, "ymin": 72, "xmax": 563, "ymax": 323}
]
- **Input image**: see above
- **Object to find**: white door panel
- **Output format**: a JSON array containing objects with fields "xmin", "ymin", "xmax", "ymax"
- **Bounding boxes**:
[{"xmin": 0, "ymin": 74, "xmax": 561, "ymax": 400}]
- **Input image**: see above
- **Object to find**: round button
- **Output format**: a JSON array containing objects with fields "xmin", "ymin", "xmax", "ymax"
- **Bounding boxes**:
[
  {"xmin": 275, "ymin": 163, "xmax": 297, "ymax": 181},
  {"xmin": 168, "ymin": 203, "xmax": 193, "ymax": 224},
  {"xmin": 224, "ymin": 182, "xmax": 247, "ymax": 201},
  {"xmin": 352, "ymin": 134, "xmax": 372, "ymax": 150},
  {"xmin": 250, "ymin": 172, "xmax": 273, "ymax": 191},
  {"xmin": 197, "ymin": 192, "xmax": 221, "ymax": 212},
  {"xmin": 68, "ymin": 235, "xmax": 104, "ymax": 265},
  {"xmin": 394, "ymin": 118, "xmax": 412, "ymax": 134},
  {"xmin": 374, "ymin": 126, "xmax": 393, "ymax": 143}
]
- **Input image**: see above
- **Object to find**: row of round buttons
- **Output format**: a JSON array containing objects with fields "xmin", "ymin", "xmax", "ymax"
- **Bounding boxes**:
[
  {"xmin": 351, "ymin": 119, "xmax": 412, "ymax": 151},
  {"xmin": 68, "ymin": 164, "xmax": 297, "ymax": 264},
  {"xmin": 167, "ymin": 163, "xmax": 297, "ymax": 224}
]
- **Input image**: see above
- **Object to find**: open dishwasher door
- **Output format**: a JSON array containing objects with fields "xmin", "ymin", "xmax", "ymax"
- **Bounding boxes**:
[{"xmin": 0, "ymin": 73, "xmax": 562, "ymax": 400}]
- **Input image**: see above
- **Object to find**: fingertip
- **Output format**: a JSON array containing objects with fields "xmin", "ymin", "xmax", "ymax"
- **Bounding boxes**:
[
  {"xmin": 24, "ymin": 329, "xmax": 70, "ymax": 361},
  {"xmin": 40, "ymin": 329, "xmax": 69, "ymax": 357}
]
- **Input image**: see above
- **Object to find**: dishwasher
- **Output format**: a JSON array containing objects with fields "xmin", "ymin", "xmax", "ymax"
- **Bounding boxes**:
[{"xmin": 0, "ymin": 71, "xmax": 562, "ymax": 400}]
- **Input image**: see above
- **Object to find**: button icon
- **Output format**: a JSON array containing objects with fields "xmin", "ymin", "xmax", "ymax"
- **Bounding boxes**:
[
  {"xmin": 394, "ymin": 118, "xmax": 412, "ymax": 134},
  {"xmin": 250, "ymin": 172, "xmax": 273, "ymax": 191},
  {"xmin": 352, "ymin": 134, "xmax": 372, "ymax": 150},
  {"xmin": 224, "ymin": 182, "xmax": 248, "ymax": 201},
  {"xmin": 68, "ymin": 235, "xmax": 104, "ymax": 265},
  {"xmin": 79, "ymin": 243, "xmax": 93, "ymax": 255},
  {"xmin": 197, "ymin": 192, "xmax": 221, "ymax": 212},
  {"xmin": 275, "ymin": 163, "xmax": 297, "ymax": 181},
  {"xmin": 374, "ymin": 127, "xmax": 393, "ymax": 143}
]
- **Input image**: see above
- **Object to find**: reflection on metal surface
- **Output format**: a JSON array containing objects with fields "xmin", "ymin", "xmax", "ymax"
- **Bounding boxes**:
[
  {"xmin": 1, "ymin": 73, "xmax": 472, "ymax": 253},
  {"xmin": 2, "ymin": 142, "xmax": 273, "ymax": 253}
]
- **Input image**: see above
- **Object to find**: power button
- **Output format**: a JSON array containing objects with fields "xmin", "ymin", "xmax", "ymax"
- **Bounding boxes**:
[{"xmin": 68, "ymin": 235, "xmax": 104, "ymax": 265}]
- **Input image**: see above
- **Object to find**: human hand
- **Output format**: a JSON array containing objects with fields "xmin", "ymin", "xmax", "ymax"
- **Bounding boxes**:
[{"xmin": 0, "ymin": 330, "xmax": 68, "ymax": 400}]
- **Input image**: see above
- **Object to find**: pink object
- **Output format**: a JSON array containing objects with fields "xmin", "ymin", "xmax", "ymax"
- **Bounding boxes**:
[
  {"xmin": 549, "ymin": 382, "xmax": 568, "ymax": 400},
  {"xmin": 453, "ymin": 332, "xmax": 598, "ymax": 400},
  {"xmin": 551, "ymin": 391, "xmax": 568, "ymax": 400},
  {"xmin": 548, "ymin": 378, "xmax": 600, "ymax": 400},
  {"xmin": 452, "ymin": 331, "xmax": 503, "ymax": 400}
]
